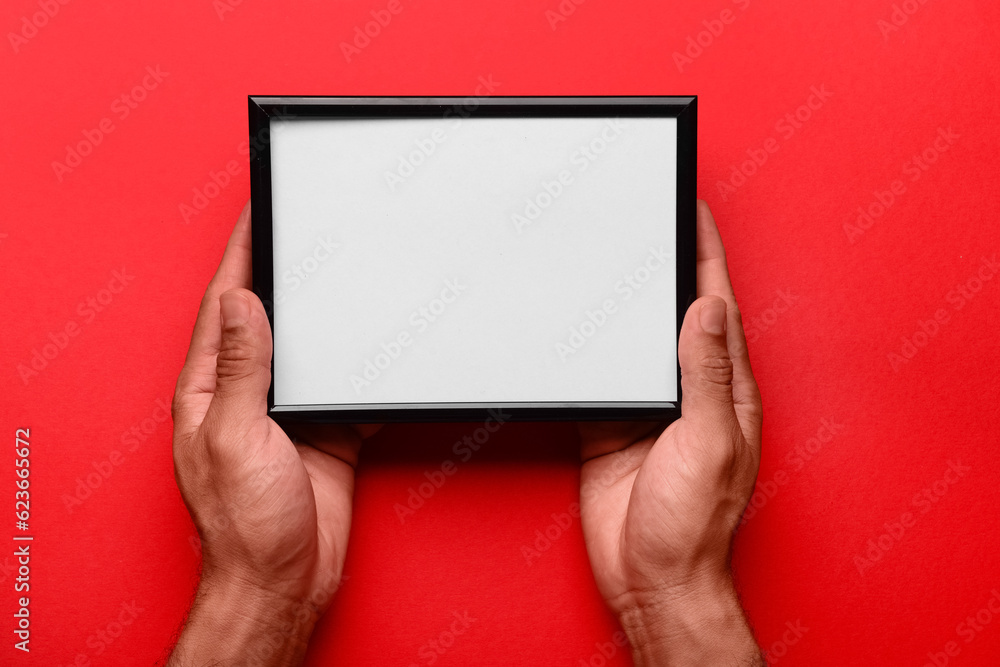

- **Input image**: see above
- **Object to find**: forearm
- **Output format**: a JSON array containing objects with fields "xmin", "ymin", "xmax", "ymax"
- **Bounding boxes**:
[
  {"xmin": 167, "ymin": 575, "xmax": 319, "ymax": 667},
  {"xmin": 617, "ymin": 579, "xmax": 764, "ymax": 667}
]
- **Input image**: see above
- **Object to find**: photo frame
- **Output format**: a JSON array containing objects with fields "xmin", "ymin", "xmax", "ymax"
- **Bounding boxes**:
[{"xmin": 249, "ymin": 95, "xmax": 697, "ymax": 422}]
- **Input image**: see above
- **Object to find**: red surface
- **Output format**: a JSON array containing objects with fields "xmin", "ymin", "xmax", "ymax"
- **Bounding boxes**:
[{"xmin": 3, "ymin": 0, "xmax": 999, "ymax": 665}]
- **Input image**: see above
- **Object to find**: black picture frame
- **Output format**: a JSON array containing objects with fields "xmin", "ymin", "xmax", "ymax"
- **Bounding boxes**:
[{"xmin": 249, "ymin": 95, "xmax": 697, "ymax": 423}]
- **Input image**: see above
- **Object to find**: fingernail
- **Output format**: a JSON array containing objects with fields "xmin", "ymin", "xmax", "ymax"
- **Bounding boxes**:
[
  {"xmin": 699, "ymin": 299, "xmax": 727, "ymax": 336},
  {"xmin": 220, "ymin": 292, "xmax": 249, "ymax": 328}
]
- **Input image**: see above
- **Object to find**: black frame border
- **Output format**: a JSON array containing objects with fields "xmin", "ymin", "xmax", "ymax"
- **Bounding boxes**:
[{"xmin": 249, "ymin": 95, "xmax": 697, "ymax": 423}]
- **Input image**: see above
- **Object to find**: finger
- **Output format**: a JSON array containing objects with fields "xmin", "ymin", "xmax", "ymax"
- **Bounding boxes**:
[
  {"xmin": 203, "ymin": 288, "xmax": 273, "ymax": 433},
  {"xmin": 696, "ymin": 200, "xmax": 736, "ymax": 301},
  {"xmin": 696, "ymin": 200, "xmax": 751, "ymax": 387},
  {"xmin": 577, "ymin": 421, "xmax": 664, "ymax": 462},
  {"xmin": 184, "ymin": 200, "xmax": 253, "ymax": 370},
  {"xmin": 695, "ymin": 201, "xmax": 762, "ymax": 450},
  {"xmin": 173, "ymin": 201, "xmax": 253, "ymax": 436},
  {"xmin": 678, "ymin": 296, "xmax": 742, "ymax": 446},
  {"xmin": 280, "ymin": 421, "xmax": 370, "ymax": 469},
  {"xmin": 295, "ymin": 443, "xmax": 356, "ymax": 588}
]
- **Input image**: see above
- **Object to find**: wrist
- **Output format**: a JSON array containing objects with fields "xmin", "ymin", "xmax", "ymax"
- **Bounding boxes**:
[
  {"xmin": 169, "ymin": 572, "xmax": 322, "ymax": 667},
  {"xmin": 615, "ymin": 574, "xmax": 763, "ymax": 667}
]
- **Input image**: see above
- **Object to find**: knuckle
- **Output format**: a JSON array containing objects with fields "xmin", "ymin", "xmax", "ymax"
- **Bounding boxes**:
[
  {"xmin": 215, "ymin": 348, "xmax": 256, "ymax": 386},
  {"xmin": 698, "ymin": 354, "xmax": 735, "ymax": 388},
  {"xmin": 214, "ymin": 337, "xmax": 268, "ymax": 395}
]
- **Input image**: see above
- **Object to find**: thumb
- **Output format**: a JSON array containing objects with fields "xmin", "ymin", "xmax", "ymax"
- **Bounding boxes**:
[
  {"xmin": 678, "ymin": 296, "xmax": 740, "ymax": 436},
  {"xmin": 209, "ymin": 288, "xmax": 273, "ymax": 422}
]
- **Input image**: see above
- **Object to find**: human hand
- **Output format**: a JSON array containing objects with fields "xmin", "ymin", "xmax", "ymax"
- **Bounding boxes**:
[
  {"xmin": 578, "ymin": 201, "xmax": 764, "ymax": 666},
  {"xmin": 168, "ymin": 201, "xmax": 379, "ymax": 666}
]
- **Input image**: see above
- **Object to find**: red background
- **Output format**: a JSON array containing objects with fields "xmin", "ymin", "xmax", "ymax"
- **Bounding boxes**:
[{"xmin": 3, "ymin": 0, "xmax": 999, "ymax": 665}]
